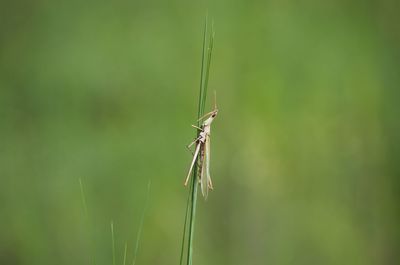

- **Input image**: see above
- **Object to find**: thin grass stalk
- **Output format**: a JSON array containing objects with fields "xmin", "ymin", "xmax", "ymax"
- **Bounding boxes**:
[
  {"xmin": 79, "ymin": 178, "xmax": 96, "ymax": 265},
  {"xmin": 180, "ymin": 17, "xmax": 214, "ymax": 265},
  {"xmin": 132, "ymin": 180, "xmax": 151, "ymax": 265},
  {"xmin": 123, "ymin": 242, "xmax": 128, "ymax": 265},
  {"xmin": 179, "ymin": 174, "xmax": 194, "ymax": 265},
  {"xmin": 187, "ymin": 169, "xmax": 198, "ymax": 265},
  {"xmin": 111, "ymin": 221, "xmax": 116, "ymax": 265}
]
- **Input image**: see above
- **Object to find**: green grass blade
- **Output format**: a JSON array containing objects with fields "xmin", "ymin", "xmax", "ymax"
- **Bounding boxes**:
[
  {"xmin": 111, "ymin": 221, "xmax": 116, "ymax": 265},
  {"xmin": 181, "ymin": 16, "xmax": 215, "ymax": 265},
  {"xmin": 79, "ymin": 178, "xmax": 96, "ymax": 265},
  {"xmin": 187, "ymin": 167, "xmax": 199, "ymax": 265},
  {"xmin": 123, "ymin": 242, "xmax": 128, "ymax": 265},
  {"xmin": 203, "ymin": 27, "xmax": 215, "ymax": 114},
  {"xmin": 132, "ymin": 180, "xmax": 151, "ymax": 265},
  {"xmin": 197, "ymin": 17, "xmax": 208, "ymax": 125},
  {"xmin": 179, "ymin": 176, "xmax": 194, "ymax": 265}
]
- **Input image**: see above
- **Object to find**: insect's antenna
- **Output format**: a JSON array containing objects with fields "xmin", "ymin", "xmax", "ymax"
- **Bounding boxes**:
[
  {"xmin": 197, "ymin": 111, "xmax": 214, "ymax": 121},
  {"xmin": 214, "ymin": 90, "xmax": 217, "ymax": 110}
]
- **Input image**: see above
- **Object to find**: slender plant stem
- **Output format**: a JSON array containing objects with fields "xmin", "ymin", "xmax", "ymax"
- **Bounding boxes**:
[
  {"xmin": 123, "ymin": 242, "xmax": 128, "ymax": 265},
  {"xmin": 79, "ymin": 178, "xmax": 96, "ymax": 265},
  {"xmin": 179, "ymin": 175, "xmax": 194, "ymax": 265},
  {"xmin": 187, "ymin": 168, "xmax": 199, "ymax": 265},
  {"xmin": 132, "ymin": 180, "xmax": 151, "ymax": 265},
  {"xmin": 180, "ymin": 16, "xmax": 215, "ymax": 265},
  {"xmin": 111, "ymin": 221, "xmax": 116, "ymax": 265}
]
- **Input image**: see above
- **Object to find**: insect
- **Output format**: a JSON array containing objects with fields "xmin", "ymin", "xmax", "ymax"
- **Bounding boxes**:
[{"xmin": 184, "ymin": 97, "xmax": 218, "ymax": 198}]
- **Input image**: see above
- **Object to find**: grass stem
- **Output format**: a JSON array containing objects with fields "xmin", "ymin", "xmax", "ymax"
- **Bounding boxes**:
[
  {"xmin": 111, "ymin": 221, "xmax": 116, "ymax": 265},
  {"xmin": 79, "ymin": 178, "xmax": 96, "ymax": 265},
  {"xmin": 132, "ymin": 180, "xmax": 151, "ymax": 265},
  {"xmin": 180, "ymin": 16, "xmax": 215, "ymax": 265}
]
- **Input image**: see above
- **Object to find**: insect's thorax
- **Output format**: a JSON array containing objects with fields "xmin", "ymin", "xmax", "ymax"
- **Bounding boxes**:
[
  {"xmin": 203, "ymin": 126, "xmax": 211, "ymax": 135},
  {"xmin": 198, "ymin": 130, "xmax": 208, "ymax": 142},
  {"xmin": 197, "ymin": 112, "xmax": 216, "ymax": 143}
]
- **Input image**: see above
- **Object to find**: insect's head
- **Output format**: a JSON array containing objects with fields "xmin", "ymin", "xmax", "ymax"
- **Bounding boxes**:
[{"xmin": 211, "ymin": 109, "xmax": 218, "ymax": 118}]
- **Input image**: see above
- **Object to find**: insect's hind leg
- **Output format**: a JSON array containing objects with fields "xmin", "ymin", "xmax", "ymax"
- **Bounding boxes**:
[
  {"xmin": 208, "ymin": 176, "xmax": 214, "ymax": 190},
  {"xmin": 184, "ymin": 144, "xmax": 201, "ymax": 186}
]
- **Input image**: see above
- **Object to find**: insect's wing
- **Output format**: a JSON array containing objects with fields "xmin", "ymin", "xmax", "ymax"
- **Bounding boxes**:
[
  {"xmin": 200, "ymin": 135, "xmax": 212, "ymax": 198},
  {"xmin": 200, "ymin": 143, "xmax": 208, "ymax": 198},
  {"xmin": 205, "ymin": 135, "xmax": 213, "ymax": 190}
]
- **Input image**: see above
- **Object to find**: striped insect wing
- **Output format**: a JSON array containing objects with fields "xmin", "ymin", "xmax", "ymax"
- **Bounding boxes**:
[
  {"xmin": 205, "ymin": 135, "xmax": 213, "ymax": 191},
  {"xmin": 200, "ymin": 142, "xmax": 208, "ymax": 198}
]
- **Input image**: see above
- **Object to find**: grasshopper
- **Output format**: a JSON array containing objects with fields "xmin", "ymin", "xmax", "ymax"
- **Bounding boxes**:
[{"xmin": 184, "ymin": 97, "xmax": 218, "ymax": 198}]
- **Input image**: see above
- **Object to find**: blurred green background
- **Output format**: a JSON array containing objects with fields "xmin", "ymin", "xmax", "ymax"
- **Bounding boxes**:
[{"xmin": 1, "ymin": 0, "xmax": 399, "ymax": 264}]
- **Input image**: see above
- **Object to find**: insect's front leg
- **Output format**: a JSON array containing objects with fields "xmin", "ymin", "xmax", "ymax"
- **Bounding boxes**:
[
  {"xmin": 186, "ymin": 145, "xmax": 195, "ymax": 156},
  {"xmin": 186, "ymin": 135, "xmax": 202, "ymax": 151},
  {"xmin": 191, "ymin": 124, "xmax": 203, "ymax": 131}
]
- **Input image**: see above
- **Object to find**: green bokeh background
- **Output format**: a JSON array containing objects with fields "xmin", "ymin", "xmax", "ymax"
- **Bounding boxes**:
[{"xmin": 1, "ymin": 1, "xmax": 399, "ymax": 265}]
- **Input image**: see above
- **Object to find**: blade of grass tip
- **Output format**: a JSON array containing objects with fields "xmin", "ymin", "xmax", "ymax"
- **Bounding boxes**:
[
  {"xmin": 202, "ymin": 27, "xmax": 215, "ymax": 115},
  {"xmin": 197, "ymin": 17, "xmax": 208, "ymax": 126},
  {"xmin": 79, "ymin": 178, "xmax": 96, "ymax": 265},
  {"xmin": 132, "ymin": 180, "xmax": 151, "ymax": 265},
  {"xmin": 111, "ymin": 221, "xmax": 116, "ymax": 265},
  {"xmin": 199, "ymin": 33, "xmax": 214, "ymax": 122},
  {"xmin": 123, "ymin": 242, "xmax": 128, "ymax": 265}
]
